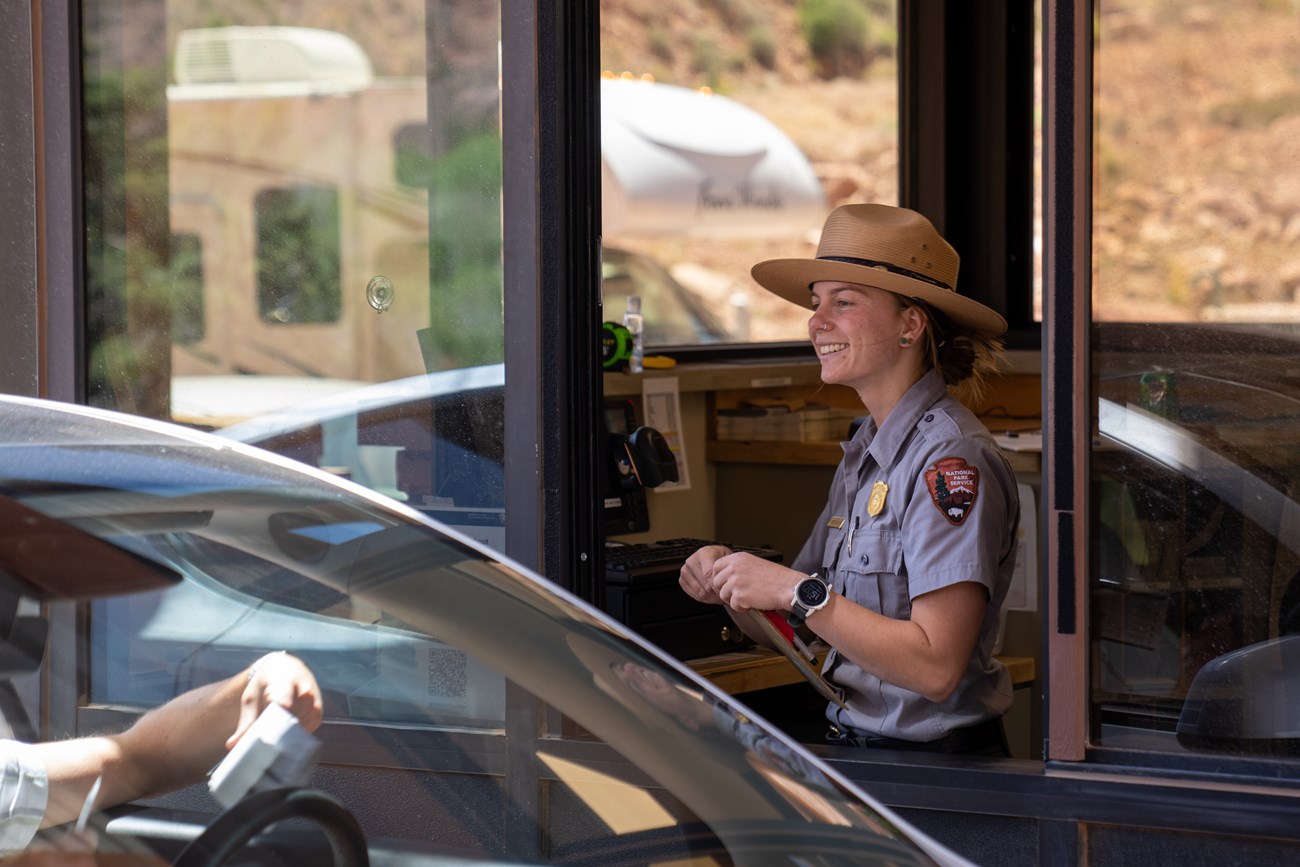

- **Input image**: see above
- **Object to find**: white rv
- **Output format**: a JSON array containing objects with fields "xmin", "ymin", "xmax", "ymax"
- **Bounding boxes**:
[{"xmin": 167, "ymin": 27, "xmax": 826, "ymax": 419}]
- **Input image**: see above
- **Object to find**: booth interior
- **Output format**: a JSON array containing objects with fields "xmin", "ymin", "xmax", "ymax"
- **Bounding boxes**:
[
  {"xmin": 601, "ymin": 352, "xmax": 1043, "ymax": 758},
  {"xmin": 228, "ymin": 350, "xmax": 1043, "ymax": 757}
]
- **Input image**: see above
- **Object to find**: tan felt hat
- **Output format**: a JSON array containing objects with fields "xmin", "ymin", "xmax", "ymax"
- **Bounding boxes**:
[{"xmin": 751, "ymin": 203, "xmax": 1007, "ymax": 337}]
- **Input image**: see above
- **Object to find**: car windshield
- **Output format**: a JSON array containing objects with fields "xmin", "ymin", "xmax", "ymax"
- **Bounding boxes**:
[{"xmin": 0, "ymin": 396, "xmax": 947, "ymax": 865}]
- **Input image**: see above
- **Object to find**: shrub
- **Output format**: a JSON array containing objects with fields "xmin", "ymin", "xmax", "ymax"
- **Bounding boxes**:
[
  {"xmin": 748, "ymin": 25, "xmax": 777, "ymax": 70},
  {"xmin": 799, "ymin": 0, "xmax": 870, "ymax": 79}
]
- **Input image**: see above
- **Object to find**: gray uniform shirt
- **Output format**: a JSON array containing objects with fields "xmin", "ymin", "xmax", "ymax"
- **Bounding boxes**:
[{"xmin": 791, "ymin": 370, "xmax": 1020, "ymax": 742}]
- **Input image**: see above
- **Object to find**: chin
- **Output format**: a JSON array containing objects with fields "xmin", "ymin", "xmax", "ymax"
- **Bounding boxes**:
[{"xmin": 818, "ymin": 365, "xmax": 846, "ymax": 387}]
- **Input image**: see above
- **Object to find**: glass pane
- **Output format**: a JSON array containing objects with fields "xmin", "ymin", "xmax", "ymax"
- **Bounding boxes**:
[
  {"xmin": 82, "ymin": 0, "xmax": 507, "ymax": 723},
  {"xmin": 598, "ymin": 0, "xmax": 899, "ymax": 346},
  {"xmin": 81, "ymin": 0, "xmax": 504, "ymax": 506},
  {"xmin": 1091, "ymin": 1, "xmax": 1300, "ymax": 760}
]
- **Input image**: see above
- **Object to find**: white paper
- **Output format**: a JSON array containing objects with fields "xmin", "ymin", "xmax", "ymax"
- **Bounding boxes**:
[
  {"xmin": 1005, "ymin": 482, "xmax": 1039, "ymax": 612},
  {"xmin": 640, "ymin": 377, "xmax": 691, "ymax": 492},
  {"xmin": 993, "ymin": 431, "xmax": 1043, "ymax": 453}
]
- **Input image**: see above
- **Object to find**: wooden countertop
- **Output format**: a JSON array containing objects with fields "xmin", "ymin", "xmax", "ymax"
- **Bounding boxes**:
[
  {"xmin": 688, "ymin": 647, "xmax": 1035, "ymax": 695},
  {"xmin": 603, "ymin": 351, "xmax": 1043, "ymax": 397}
]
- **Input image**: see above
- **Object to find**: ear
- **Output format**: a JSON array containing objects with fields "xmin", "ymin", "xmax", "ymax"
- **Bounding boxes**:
[{"xmin": 901, "ymin": 304, "xmax": 927, "ymax": 344}]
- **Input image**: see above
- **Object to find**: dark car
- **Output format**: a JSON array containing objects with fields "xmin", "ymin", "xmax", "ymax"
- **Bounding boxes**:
[{"xmin": 0, "ymin": 394, "xmax": 966, "ymax": 865}]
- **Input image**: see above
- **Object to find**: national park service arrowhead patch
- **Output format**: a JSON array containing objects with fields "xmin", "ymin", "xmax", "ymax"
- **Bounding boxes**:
[{"xmin": 925, "ymin": 457, "xmax": 979, "ymax": 526}]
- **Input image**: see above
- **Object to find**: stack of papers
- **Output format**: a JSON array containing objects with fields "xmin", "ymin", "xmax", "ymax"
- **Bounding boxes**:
[{"xmin": 717, "ymin": 399, "xmax": 861, "ymax": 442}]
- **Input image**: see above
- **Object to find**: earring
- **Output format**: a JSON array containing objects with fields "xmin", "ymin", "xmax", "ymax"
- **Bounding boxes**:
[{"xmin": 899, "ymin": 336, "xmax": 913, "ymax": 346}]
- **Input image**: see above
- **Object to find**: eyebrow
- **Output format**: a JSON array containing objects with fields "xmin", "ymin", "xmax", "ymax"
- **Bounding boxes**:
[{"xmin": 810, "ymin": 284, "xmax": 868, "ymax": 302}]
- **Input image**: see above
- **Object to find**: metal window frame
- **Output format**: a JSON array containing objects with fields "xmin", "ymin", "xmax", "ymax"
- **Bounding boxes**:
[
  {"xmin": 1042, "ymin": 0, "xmax": 1091, "ymax": 764},
  {"xmin": 899, "ymin": 0, "xmax": 1038, "ymax": 348}
]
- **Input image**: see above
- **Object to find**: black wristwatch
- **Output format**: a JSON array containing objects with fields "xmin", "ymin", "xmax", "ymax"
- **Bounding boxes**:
[{"xmin": 787, "ymin": 573, "xmax": 831, "ymax": 628}]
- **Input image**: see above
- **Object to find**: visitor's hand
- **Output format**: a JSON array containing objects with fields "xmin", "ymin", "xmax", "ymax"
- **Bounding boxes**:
[{"xmin": 228, "ymin": 652, "xmax": 323, "ymax": 748}]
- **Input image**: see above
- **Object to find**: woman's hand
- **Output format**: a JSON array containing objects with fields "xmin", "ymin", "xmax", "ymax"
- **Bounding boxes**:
[
  {"xmin": 679, "ymin": 545, "xmax": 732, "ymax": 605},
  {"xmin": 228, "ymin": 652, "xmax": 324, "ymax": 748},
  {"xmin": 708, "ymin": 552, "xmax": 803, "ymax": 613}
]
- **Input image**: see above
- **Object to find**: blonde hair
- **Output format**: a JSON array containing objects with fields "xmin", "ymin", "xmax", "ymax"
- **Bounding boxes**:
[{"xmin": 901, "ymin": 297, "xmax": 1005, "ymax": 407}]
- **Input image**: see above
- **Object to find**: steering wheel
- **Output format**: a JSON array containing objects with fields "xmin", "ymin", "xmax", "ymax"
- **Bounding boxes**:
[{"xmin": 172, "ymin": 787, "xmax": 368, "ymax": 867}]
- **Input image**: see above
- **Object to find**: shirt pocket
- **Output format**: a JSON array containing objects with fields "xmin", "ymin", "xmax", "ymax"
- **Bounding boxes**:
[
  {"xmin": 820, "ymin": 526, "xmax": 847, "ymax": 573},
  {"xmin": 840, "ymin": 529, "xmax": 907, "ymax": 619}
]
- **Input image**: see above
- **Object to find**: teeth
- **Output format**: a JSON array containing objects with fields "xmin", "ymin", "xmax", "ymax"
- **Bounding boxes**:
[{"xmin": 818, "ymin": 343, "xmax": 848, "ymax": 355}]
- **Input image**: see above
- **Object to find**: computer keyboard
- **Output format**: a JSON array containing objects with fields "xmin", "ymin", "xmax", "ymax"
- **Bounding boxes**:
[
  {"xmin": 605, "ymin": 537, "xmax": 781, "ymax": 573},
  {"xmin": 602, "ymin": 538, "xmax": 784, "ymax": 660}
]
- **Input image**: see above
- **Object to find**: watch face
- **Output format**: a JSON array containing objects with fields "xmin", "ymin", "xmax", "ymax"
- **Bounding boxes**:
[{"xmin": 797, "ymin": 578, "xmax": 828, "ymax": 607}]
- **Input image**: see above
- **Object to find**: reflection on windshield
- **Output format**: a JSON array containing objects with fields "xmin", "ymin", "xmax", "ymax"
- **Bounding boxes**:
[{"xmin": 0, "ymin": 395, "xmax": 948, "ymax": 863}]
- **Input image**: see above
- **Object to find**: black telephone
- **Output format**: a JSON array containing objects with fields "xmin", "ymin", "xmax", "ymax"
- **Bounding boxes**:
[{"xmin": 602, "ymin": 399, "xmax": 680, "ymax": 535}]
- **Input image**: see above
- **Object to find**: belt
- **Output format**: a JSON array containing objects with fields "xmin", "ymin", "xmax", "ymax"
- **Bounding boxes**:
[{"xmin": 827, "ymin": 717, "xmax": 1009, "ymax": 757}]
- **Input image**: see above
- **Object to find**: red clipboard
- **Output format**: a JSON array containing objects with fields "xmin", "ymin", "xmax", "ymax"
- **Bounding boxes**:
[{"xmin": 746, "ymin": 609, "xmax": 847, "ymax": 710}]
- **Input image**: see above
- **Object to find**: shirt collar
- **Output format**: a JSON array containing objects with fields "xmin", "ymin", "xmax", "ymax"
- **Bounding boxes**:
[{"xmin": 844, "ymin": 369, "xmax": 948, "ymax": 471}]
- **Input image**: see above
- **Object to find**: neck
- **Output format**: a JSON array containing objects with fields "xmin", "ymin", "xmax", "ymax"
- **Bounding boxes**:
[{"xmin": 856, "ymin": 365, "xmax": 928, "ymax": 427}]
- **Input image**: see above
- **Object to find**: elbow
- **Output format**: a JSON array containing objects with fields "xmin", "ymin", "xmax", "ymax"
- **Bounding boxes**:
[{"xmin": 918, "ymin": 668, "xmax": 964, "ymax": 704}]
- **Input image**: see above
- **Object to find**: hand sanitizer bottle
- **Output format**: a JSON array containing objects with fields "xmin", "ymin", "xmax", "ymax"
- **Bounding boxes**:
[{"xmin": 623, "ymin": 295, "xmax": 644, "ymax": 374}]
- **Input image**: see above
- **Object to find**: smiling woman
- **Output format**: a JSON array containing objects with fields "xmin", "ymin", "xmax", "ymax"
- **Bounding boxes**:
[{"xmin": 679, "ymin": 203, "xmax": 1021, "ymax": 755}]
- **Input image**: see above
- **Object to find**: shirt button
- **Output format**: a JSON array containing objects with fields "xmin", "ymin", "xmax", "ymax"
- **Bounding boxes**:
[{"xmin": 924, "ymin": 413, "xmax": 934, "ymax": 422}]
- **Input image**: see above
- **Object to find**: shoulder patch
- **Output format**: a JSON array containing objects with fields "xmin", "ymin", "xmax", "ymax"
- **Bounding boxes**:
[{"xmin": 924, "ymin": 456, "xmax": 979, "ymax": 525}]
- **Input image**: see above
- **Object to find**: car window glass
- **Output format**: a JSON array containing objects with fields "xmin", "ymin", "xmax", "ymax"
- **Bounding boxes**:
[{"xmin": 0, "ymin": 424, "xmax": 932, "ymax": 862}]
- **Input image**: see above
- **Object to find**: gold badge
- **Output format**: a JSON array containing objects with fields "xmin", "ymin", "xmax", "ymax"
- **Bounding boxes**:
[
  {"xmin": 867, "ymin": 481, "xmax": 889, "ymax": 517},
  {"xmin": 827, "ymin": 516, "xmax": 846, "ymax": 529}
]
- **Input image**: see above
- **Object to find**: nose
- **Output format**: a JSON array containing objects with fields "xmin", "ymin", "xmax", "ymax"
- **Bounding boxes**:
[{"xmin": 808, "ymin": 307, "xmax": 830, "ymax": 334}]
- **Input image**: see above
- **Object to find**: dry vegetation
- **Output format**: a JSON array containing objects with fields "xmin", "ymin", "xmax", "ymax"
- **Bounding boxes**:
[{"xmin": 1094, "ymin": 1, "xmax": 1300, "ymax": 323}]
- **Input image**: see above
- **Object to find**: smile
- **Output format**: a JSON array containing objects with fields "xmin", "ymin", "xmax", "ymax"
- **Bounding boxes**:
[{"xmin": 817, "ymin": 343, "xmax": 849, "ymax": 356}]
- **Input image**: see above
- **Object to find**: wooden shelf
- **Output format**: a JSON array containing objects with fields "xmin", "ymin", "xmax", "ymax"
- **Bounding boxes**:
[{"xmin": 602, "ymin": 350, "xmax": 1043, "ymax": 399}]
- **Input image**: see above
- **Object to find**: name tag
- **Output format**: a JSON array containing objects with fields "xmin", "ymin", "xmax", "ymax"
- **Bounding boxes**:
[{"xmin": 827, "ymin": 516, "xmax": 847, "ymax": 529}]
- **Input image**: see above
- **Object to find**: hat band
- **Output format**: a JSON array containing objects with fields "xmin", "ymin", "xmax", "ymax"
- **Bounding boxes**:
[{"xmin": 818, "ymin": 256, "xmax": 953, "ymax": 292}]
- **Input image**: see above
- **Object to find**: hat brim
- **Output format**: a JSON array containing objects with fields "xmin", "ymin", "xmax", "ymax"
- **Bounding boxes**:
[{"xmin": 751, "ymin": 258, "xmax": 1008, "ymax": 338}]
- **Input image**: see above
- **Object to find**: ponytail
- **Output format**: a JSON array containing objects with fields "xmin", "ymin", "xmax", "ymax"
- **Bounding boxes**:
[{"xmin": 907, "ymin": 299, "xmax": 1005, "ymax": 407}]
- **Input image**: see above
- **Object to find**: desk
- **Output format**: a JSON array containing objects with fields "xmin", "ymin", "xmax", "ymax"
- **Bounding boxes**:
[{"xmin": 689, "ymin": 647, "xmax": 1035, "ymax": 695}]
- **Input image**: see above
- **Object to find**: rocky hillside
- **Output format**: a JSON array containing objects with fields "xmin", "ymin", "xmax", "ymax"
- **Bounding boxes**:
[{"xmin": 1092, "ymin": 2, "xmax": 1300, "ymax": 323}]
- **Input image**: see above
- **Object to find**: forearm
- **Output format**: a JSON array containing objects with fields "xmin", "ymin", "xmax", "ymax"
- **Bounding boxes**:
[
  {"xmin": 807, "ymin": 595, "xmax": 970, "ymax": 702},
  {"xmin": 113, "ymin": 673, "xmax": 246, "ymax": 798},
  {"xmin": 29, "ymin": 652, "xmax": 320, "ymax": 831},
  {"xmin": 33, "ymin": 671, "xmax": 245, "ymax": 828}
]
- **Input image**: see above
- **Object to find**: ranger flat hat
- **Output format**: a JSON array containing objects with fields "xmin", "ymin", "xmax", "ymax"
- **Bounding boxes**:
[{"xmin": 750, "ymin": 203, "xmax": 1008, "ymax": 337}]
